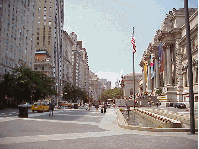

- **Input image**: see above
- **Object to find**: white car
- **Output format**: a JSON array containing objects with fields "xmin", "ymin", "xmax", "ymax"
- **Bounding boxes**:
[
  {"xmin": 79, "ymin": 106, "xmax": 87, "ymax": 109},
  {"xmin": 18, "ymin": 102, "xmax": 32, "ymax": 108}
]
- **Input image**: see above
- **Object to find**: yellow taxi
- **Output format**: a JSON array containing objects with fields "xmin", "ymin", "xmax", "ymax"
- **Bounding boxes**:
[{"xmin": 31, "ymin": 102, "xmax": 49, "ymax": 112}]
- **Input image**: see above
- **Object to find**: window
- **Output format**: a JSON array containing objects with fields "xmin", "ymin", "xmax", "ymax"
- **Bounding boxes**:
[
  {"xmin": 37, "ymin": 42, "xmax": 39, "ymax": 45},
  {"xmin": 44, "ymin": 7, "xmax": 46, "ymax": 11},
  {"xmin": 48, "ymin": 41, "xmax": 50, "ymax": 45},
  {"xmin": 38, "ymin": 7, "xmax": 41, "ymax": 11},
  {"xmin": 38, "ymin": 22, "xmax": 40, "ymax": 25},
  {"xmin": 44, "ymin": 22, "xmax": 46, "ymax": 25},
  {"xmin": 37, "ymin": 37, "xmax": 39, "ymax": 40},
  {"xmin": 42, "ymin": 67, "xmax": 44, "ymax": 70},
  {"xmin": 49, "ymin": 21, "xmax": 51, "ymax": 25},
  {"xmin": 48, "ymin": 36, "xmax": 50, "ymax": 40},
  {"xmin": 37, "ymin": 32, "xmax": 39, "ymax": 35}
]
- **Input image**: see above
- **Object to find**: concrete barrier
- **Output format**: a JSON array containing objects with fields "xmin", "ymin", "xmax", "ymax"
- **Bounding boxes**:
[
  {"xmin": 150, "ymin": 109, "xmax": 198, "ymax": 128},
  {"xmin": 134, "ymin": 109, "xmax": 182, "ymax": 128},
  {"xmin": 116, "ymin": 109, "xmax": 198, "ymax": 132}
]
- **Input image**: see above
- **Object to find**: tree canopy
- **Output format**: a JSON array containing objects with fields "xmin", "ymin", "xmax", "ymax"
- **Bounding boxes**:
[
  {"xmin": 100, "ymin": 88, "xmax": 122, "ymax": 102},
  {"xmin": 0, "ymin": 66, "xmax": 57, "ymax": 104},
  {"xmin": 63, "ymin": 83, "xmax": 88, "ymax": 103}
]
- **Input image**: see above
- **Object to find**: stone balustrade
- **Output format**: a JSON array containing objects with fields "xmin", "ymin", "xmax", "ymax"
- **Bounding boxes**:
[
  {"xmin": 134, "ymin": 109, "xmax": 182, "ymax": 128},
  {"xmin": 150, "ymin": 109, "xmax": 198, "ymax": 128}
]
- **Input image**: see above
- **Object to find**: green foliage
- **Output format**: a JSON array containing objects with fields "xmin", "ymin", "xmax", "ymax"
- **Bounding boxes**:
[
  {"xmin": 156, "ymin": 88, "xmax": 162, "ymax": 96},
  {"xmin": 100, "ymin": 87, "xmax": 122, "ymax": 102},
  {"xmin": 63, "ymin": 84, "xmax": 88, "ymax": 103},
  {"xmin": 0, "ymin": 66, "xmax": 56, "ymax": 103}
]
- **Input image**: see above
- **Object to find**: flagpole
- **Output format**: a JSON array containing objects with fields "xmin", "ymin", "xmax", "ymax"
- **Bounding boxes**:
[{"xmin": 133, "ymin": 27, "xmax": 135, "ymax": 109}]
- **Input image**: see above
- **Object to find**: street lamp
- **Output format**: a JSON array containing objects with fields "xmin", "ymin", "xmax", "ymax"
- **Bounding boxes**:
[{"xmin": 56, "ymin": 83, "xmax": 58, "ymax": 107}]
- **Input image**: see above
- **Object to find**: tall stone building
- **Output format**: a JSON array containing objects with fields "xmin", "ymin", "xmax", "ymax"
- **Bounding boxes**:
[
  {"xmin": 139, "ymin": 8, "xmax": 198, "ymax": 104},
  {"xmin": 33, "ymin": 0, "xmax": 64, "ymax": 95},
  {"xmin": 0, "ymin": 0, "xmax": 36, "ymax": 80},
  {"xmin": 70, "ymin": 32, "xmax": 81, "ymax": 88},
  {"xmin": 62, "ymin": 30, "xmax": 73, "ymax": 86},
  {"xmin": 80, "ymin": 48, "xmax": 89, "ymax": 93},
  {"xmin": 121, "ymin": 73, "xmax": 142, "ymax": 99},
  {"xmin": 69, "ymin": 32, "xmax": 89, "ymax": 93},
  {"xmin": 89, "ymin": 71, "xmax": 103, "ymax": 101}
]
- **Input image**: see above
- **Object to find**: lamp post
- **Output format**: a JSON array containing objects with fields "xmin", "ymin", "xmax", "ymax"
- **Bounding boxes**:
[{"xmin": 56, "ymin": 83, "xmax": 58, "ymax": 107}]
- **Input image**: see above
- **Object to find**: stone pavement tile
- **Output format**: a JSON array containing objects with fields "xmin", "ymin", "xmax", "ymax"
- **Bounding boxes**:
[
  {"xmin": 0, "ymin": 118, "xmax": 106, "ymax": 138},
  {"xmin": 0, "ymin": 133, "xmax": 198, "ymax": 149}
]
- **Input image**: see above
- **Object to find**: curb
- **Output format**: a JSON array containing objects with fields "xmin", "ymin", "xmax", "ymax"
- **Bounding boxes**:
[{"xmin": 116, "ymin": 109, "xmax": 198, "ymax": 132}]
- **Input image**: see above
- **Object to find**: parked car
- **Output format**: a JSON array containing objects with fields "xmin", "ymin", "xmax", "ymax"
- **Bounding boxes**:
[
  {"xmin": 174, "ymin": 103, "xmax": 186, "ymax": 109},
  {"xmin": 18, "ymin": 102, "xmax": 32, "ymax": 108},
  {"xmin": 79, "ymin": 106, "xmax": 87, "ymax": 109},
  {"xmin": 31, "ymin": 102, "xmax": 49, "ymax": 112}
]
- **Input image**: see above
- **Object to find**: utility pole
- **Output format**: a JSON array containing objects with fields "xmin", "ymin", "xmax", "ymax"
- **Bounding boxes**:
[{"xmin": 184, "ymin": 0, "xmax": 195, "ymax": 134}]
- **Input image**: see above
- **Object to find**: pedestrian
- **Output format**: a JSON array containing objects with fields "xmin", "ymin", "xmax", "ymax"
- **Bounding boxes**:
[
  {"xmin": 104, "ymin": 104, "xmax": 107, "ymax": 113},
  {"xmin": 49, "ymin": 101, "xmax": 55, "ymax": 117},
  {"xmin": 95, "ymin": 104, "xmax": 98, "ymax": 112},
  {"xmin": 156, "ymin": 102, "xmax": 159, "ymax": 108}
]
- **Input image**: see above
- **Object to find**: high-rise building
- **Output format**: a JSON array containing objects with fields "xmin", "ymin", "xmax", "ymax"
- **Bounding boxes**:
[
  {"xmin": 34, "ymin": 0, "xmax": 64, "ymax": 95},
  {"xmin": 62, "ymin": 30, "xmax": 73, "ymax": 86},
  {"xmin": 0, "ymin": 0, "xmax": 36, "ymax": 80}
]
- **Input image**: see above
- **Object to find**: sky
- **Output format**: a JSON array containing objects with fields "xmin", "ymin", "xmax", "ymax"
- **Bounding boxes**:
[{"xmin": 63, "ymin": 0, "xmax": 198, "ymax": 88}]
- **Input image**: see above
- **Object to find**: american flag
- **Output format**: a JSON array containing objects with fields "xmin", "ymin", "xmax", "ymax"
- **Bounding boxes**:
[{"xmin": 131, "ymin": 28, "xmax": 136, "ymax": 53}]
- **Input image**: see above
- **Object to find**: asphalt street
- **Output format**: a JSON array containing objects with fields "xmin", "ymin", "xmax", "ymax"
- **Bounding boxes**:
[{"xmin": 0, "ymin": 107, "xmax": 198, "ymax": 149}]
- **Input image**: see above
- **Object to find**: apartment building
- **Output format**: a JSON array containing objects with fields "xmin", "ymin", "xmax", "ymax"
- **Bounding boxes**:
[
  {"xmin": 34, "ymin": 0, "xmax": 64, "ymax": 94},
  {"xmin": 0, "ymin": 0, "xmax": 36, "ymax": 80},
  {"xmin": 89, "ymin": 70, "xmax": 103, "ymax": 101},
  {"xmin": 62, "ymin": 30, "xmax": 73, "ymax": 86},
  {"xmin": 80, "ymin": 48, "xmax": 89, "ymax": 93}
]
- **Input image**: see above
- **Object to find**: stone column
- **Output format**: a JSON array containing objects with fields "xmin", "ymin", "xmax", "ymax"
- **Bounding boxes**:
[
  {"xmin": 142, "ymin": 67, "xmax": 146, "ymax": 93},
  {"xmin": 176, "ymin": 38, "xmax": 183, "ymax": 102},
  {"xmin": 147, "ymin": 58, "xmax": 152, "ymax": 93},
  {"xmin": 155, "ymin": 57, "xmax": 160, "ymax": 88},
  {"xmin": 163, "ymin": 48, "xmax": 167, "ymax": 86},
  {"xmin": 166, "ymin": 44, "xmax": 172, "ymax": 85}
]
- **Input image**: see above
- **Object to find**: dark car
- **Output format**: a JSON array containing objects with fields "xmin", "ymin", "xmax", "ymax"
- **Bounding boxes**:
[{"xmin": 174, "ymin": 103, "xmax": 186, "ymax": 108}]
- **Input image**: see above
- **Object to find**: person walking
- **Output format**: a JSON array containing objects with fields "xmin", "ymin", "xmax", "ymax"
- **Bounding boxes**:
[
  {"xmin": 95, "ymin": 104, "xmax": 99, "ymax": 112},
  {"xmin": 104, "ymin": 104, "xmax": 107, "ymax": 113},
  {"xmin": 49, "ymin": 101, "xmax": 55, "ymax": 117},
  {"xmin": 156, "ymin": 102, "xmax": 159, "ymax": 108}
]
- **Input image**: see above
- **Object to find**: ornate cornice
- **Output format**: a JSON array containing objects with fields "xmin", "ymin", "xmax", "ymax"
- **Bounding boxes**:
[{"xmin": 162, "ymin": 42, "xmax": 174, "ymax": 51}]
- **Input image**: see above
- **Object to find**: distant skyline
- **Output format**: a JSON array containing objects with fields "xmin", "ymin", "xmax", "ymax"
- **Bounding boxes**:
[{"xmin": 64, "ymin": 0, "xmax": 198, "ymax": 88}]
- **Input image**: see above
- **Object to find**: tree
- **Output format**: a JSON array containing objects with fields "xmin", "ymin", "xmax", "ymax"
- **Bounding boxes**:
[
  {"xmin": 100, "ymin": 88, "xmax": 122, "ymax": 102},
  {"xmin": 0, "ymin": 66, "xmax": 57, "ymax": 105},
  {"xmin": 63, "ymin": 84, "xmax": 88, "ymax": 103}
]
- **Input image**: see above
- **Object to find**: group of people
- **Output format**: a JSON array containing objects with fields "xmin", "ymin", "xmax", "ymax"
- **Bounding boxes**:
[{"xmin": 95, "ymin": 103, "xmax": 107, "ymax": 113}]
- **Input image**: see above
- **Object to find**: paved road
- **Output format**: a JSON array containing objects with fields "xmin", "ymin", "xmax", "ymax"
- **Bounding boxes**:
[{"xmin": 0, "ymin": 107, "xmax": 198, "ymax": 149}]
